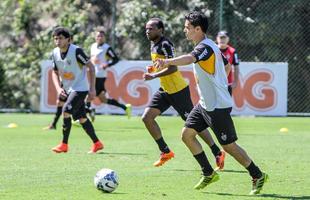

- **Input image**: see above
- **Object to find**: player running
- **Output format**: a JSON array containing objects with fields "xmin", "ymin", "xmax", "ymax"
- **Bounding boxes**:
[
  {"xmin": 143, "ymin": 18, "xmax": 225, "ymax": 169},
  {"xmin": 154, "ymin": 11, "xmax": 268, "ymax": 195},
  {"xmin": 85, "ymin": 27, "xmax": 131, "ymax": 121}
]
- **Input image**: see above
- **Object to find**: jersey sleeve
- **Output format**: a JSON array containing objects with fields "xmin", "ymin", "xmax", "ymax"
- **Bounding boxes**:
[
  {"xmin": 221, "ymin": 53, "xmax": 229, "ymax": 65},
  {"xmin": 191, "ymin": 43, "xmax": 214, "ymax": 63},
  {"xmin": 161, "ymin": 41, "xmax": 175, "ymax": 59},
  {"xmin": 76, "ymin": 48, "xmax": 90, "ymax": 65},
  {"xmin": 232, "ymin": 51, "xmax": 239, "ymax": 65},
  {"xmin": 51, "ymin": 53, "xmax": 58, "ymax": 71},
  {"xmin": 106, "ymin": 47, "xmax": 119, "ymax": 66}
]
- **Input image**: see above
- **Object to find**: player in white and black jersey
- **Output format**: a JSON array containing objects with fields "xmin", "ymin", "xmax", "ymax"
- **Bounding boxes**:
[
  {"xmin": 86, "ymin": 27, "xmax": 132, "ymax": 121},
  {"xmin": 154, "ymin": 11, "xmax": 268, "ymax": 195},
  {"xmin": 43, "ymin": 34, "xmax": 74, "ymax": 131},
  {"xmin": 50, "ymin": 27, "xmax": 104, "ymax": 154}
]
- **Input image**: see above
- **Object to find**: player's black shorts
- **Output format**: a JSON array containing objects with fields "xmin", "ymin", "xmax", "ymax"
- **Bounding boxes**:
[
  {"xmin": 149, "ymin": 86, "xmax": 193, "ymax": 121},
  {"xmin": 63, "ymin": 91, "xmax": 88, "ymax": 121},
  {"xmin": 95, "ymin": 77, "xmax": 107, "ymax": 96},
  {"xmin": 185, "ymin": 104, "xmax": 238, "ymax": 145}
]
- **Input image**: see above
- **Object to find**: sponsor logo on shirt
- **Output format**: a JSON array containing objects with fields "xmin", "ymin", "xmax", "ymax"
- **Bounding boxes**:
[
  {"xmin": 78, "ymin": 54, "xmax": 87, "ymax": 64},
  {"xmin": 63, "ymin": 71, "xmax": 75, "ymax": 80},
  {"xmin": 198, "ymin": 49, "xmax": 208, "ymax": 60}
]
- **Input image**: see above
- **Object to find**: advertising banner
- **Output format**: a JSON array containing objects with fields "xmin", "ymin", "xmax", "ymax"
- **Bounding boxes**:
[{"xmin": 40, "ymin": 61, "xmax": 288, "ymax": 116}]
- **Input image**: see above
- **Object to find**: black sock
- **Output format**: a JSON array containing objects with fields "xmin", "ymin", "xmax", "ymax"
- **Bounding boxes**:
[
  {"xmin": 85, "ymin": 102, "xmax": 91, "ymax": 113},
  {"xmin": 62, "ymin": 117, "xmax": 72, "ymax": 144},
  {"xmin": 52, "ymin": 106, "xmax": 62, "ymax": 127},
  {"xmin": 81, "ymin": 119, "xmax": 99, "ymax": 143},
  {"xmin": 107, "ymin": 99, "xmax": 126, "ymax": 110},
  {"xmin": 210, "ymin": 144, "xmax": 221, "ymax": 157},
  {"xmin": 193, "ymin": 151, "xmax": 214, "ymax": 176},
  {"xmin": 155, "ymin": 137, "xmax": 170, "ymax": 153},
  {"xmin": 246, "ymin": 161, "xmax": 262, "ymax": 179}
]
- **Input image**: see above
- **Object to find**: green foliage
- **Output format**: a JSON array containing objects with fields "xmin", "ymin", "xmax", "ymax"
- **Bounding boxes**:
[
  {"xmin": 0, "ymin": 0, "xmax": 93, "ymax": 110},
  {"xmin": 116, "ymin": 0, "xmax": 210, "ymax": 59},
  {"xmin": 0, "ymin": 0, "xmax": 309, "ymax": 112}
]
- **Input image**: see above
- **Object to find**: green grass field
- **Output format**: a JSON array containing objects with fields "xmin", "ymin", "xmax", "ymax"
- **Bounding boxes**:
[{"xmin": 0, "ymin": 114, "xmax": 309, "ymax": 200}]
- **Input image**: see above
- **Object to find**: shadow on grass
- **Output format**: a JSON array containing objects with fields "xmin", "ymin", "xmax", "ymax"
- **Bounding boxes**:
[
  {"xmin": 171, "ymin": 168, "xmax": 247, "ymax": 174},
  {"xmin": 204, "ymin": 192, "xmax": 310, "ymax": 199},
  {"xmin": 100, "ymin": 192, "xmax": 128, "ymax": 195},
  {"xmin": 97, "ymin": 152, "xmax": 147, "ymax": 156}
]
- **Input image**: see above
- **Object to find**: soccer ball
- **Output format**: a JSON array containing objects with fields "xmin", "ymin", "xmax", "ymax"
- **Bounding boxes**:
[{"xmin": 94, "ymin": 168, "xmax": 119, "ymax": 193}]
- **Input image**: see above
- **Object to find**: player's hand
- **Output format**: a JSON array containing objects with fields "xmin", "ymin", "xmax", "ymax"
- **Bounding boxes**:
[
  {"xmin": 57, "ymin": 88, "xmax": 67, "ymax": 99},
  {"xmin": 88, "ymin": 89, "xmax": 96, "ymax": 101},
  {"xmin": 143, "ymin": 73, "xmax": 156, "ymax": 81},
  {"xmin": 101, "ymin": 63, "xmax": 109, "ymax": 69},
  {"xmin": 154, "ymin": 59, "xmax": 166, "ymax": 71},
  {"xmin": 91, "ymin": 57, "xmax": 100, "ymax": 65}
]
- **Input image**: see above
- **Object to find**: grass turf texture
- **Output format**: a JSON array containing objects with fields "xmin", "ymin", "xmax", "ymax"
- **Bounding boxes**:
[{"xmin": 0, "ymin": 114, "xmax": 309, "ymax": 200}]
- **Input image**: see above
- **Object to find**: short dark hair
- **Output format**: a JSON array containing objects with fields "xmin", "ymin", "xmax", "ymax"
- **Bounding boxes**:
[
  {"xmin": 185, "ymin": 11, "xmax": 208, "ymax": 33},
  {"xmin": 95, "ymin": 26, "xmax": 106, "ymax": 35},
  {"xmin": 52, "ymin": 27, "xmax": 71, "ymax": 38},
  {"xmin": 149, "ymin": 18, "xmax": 165, "ymax": 33}
]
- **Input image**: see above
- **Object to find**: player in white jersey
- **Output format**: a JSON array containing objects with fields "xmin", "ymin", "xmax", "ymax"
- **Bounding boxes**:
[
  {"xmin": 50, "ymin": 27, "xmax": 104, "ymax": 154},
  {"xmin": 43, "ymin": 34, "xmax": 74, "ymax": 131},
  {"xmin": 85, "ymin": 27, "xmax": 131, "ymax": 121},
  {"xmin": 154, "ymin": 11, "xmax": 268, "ymax": 195}
]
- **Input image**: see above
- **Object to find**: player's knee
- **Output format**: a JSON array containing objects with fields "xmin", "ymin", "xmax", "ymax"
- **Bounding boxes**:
[
  {"xmin": 141, "ymin": 113, "xmax": 149, "ymax": 123},
  {"xmin": 181, "ymin": 127, "xmax": 195, "ymax": 142},
  {"xmin": 98, "ymin": 93, "xmax": 107, "ymax": 102},
  {"xmin": 222, "ymin": 142, "xmax": 237, "ymax": 153},
  {"xmin": 79, "ymin": 118, "xmax": 87, "ymax": 124},
  {"xmin": 141, "ymin": 112, "xmax": 155, "ymax": 124},
  {"xmin": 63, "ymin": 112, "xmax": 70, "ymax": 118}
]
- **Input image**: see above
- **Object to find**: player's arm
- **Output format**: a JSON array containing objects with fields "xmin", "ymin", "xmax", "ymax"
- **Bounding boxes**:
[
  {"xmin": 144, "ymin": 42, "xmax": 179, "ymax": 80},
  {"xmin": 154, "ymin": 43, "xmax": 214, "ymax": 69},
  {"xmin": 76, "ymin": 48, "xmax": 96, "ymax": 100},
  {"xmin": 156, "ymin": 54, "xmax": 196, "ymax": 69},
  {"xmin": 232, "ymin": 51, "xmax": 240, "ymax": 88},
  {"xmin": 222, "ymin": 53, "xmax": 231, "ymax": 76},
  {"xmin": 106, "ymin": 47, "xmax": 119, "ymax": 67},
  {"xmin": 51, "ymin": 55, "xmax": 62, "ymax": 92},
  {"xmin": 51, "ymin": 58, "xmax": 67, "ymax": 99}
]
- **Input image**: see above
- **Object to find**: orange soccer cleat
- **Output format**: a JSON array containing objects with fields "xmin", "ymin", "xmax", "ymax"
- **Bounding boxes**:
[
  {"xmin": 153, "ymin": 151, "xmax": 175, "ymax": 167},
  {"xmin": 88, "ymin": 141, "xmax": 104, "ymax": 154},
  {"xmin": 52, "ymin": 143, "xmax": 68, "ymax": 153},
  {"xmin": 215, "ymin": 150, "xmax": 226, "ymax": 171}
]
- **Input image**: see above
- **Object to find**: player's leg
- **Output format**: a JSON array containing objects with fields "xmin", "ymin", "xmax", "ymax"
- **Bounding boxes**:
[
  {"xmin": 183, "ymin": 104, "xmax": 219, "ymax": 189},
  {"xmin": 43, "ymin": 96, "xmax": 66, "ymax": 130},
  {"xmin": 52, "ymin": 91, "xmax": 82, "ymax": 153},
  {"xmin": 98, "ymin": 78, "xmax": 131, "ymax": 118},
  {"xmin": 142, "ymin": 89, "xmax": 174, "ymax": 166},
  {"xmin": 70, "ymin": 91, "xmax": 103, "ymax": 153},
  {"xmin": 198, "ymin": 129, "xmax": 225, "ymax": 170},
  {"xmin": 86, "ymin": 77, "xmax": 106, "ymax": 122},
  {"xmin": 171, "ymin": 86, "xmax": 224, "ymax": 169},
  {"xmin": 209, "ymin": 108, "xmax": 268, "ymax": 195}
]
